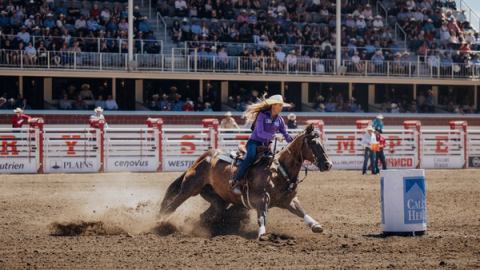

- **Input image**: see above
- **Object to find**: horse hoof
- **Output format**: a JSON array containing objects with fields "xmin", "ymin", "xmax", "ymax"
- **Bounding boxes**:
[
  {"xmin": 311, "ymin": 224, "xmax": 323, "ymax": 233},
  {"xmin": 258, "ymin": 234, "xmax": 269, "ymax": 241}
]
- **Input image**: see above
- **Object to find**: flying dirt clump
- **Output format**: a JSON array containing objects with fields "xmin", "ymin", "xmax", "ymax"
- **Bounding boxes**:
[{"xmin": 49, "ymin": 221, "xmax": 126, "ymax": 236}]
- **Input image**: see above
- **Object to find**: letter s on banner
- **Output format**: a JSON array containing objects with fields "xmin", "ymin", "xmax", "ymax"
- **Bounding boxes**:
[
  {"xmin": 435, "ymin": 136, "xmax": 448, "ymax": 153},
  {"xmin": 180, "ymin": 135, "xmax": 196, "ymax": 154}
]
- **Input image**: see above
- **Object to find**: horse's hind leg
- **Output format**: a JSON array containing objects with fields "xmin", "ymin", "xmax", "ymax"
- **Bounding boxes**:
[
  {"xmin": 285, "ymin": 197, "xmax": 323, "ymax": 233},
  {"xmin": 199, "ymin": 185, "xmax": 227, "ymax": 225},
  {"xmin": 160, "ymin": 168, "xmax": 208, "ymax": 216}
]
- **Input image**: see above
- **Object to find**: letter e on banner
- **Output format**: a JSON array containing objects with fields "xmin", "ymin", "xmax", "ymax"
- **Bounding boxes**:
[
  {"xmin": 62, "ymin": 135, "xmax": 81, "ymax": 155},
  {"xmin": 435, "ymin": 135, "xmax": 448, "ymax": 153},
  {"xmin": 336, "ymin": 136, "xmax": 355, "ymax": 154},
  {"xmin": 181, "ymin": 135, "xmax": 196, "ymax": 154},
  {"xmin": 0, "ymin": 135, "xmax": 18, "ymax": 156}
]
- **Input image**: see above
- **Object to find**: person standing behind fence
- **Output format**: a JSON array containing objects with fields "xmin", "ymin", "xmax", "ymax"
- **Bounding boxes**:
[
  {"xmin": 372, "ymin": 114, "xmax": 384, "ymax": 131},
  {"xmin": 374, "ymin": 128, "xmax": 387, "ymax": 173},
  {"xmin": 89, "ymin": 107, "xmax": 108, "ymax": 128},
  {"xmin": 361, "ymin": 126, "xmax": 377, "ymax": 175},
  {"xmin": 220, "ymin": 111, "xmax": 239, "ymax": 129},
  {"xmin": 11, "ymin": 108, "xmax": 31, "ymax": 128},
  {"xmin": 287, "ymin": 113, "xmax": 297, "ymax": 129}
]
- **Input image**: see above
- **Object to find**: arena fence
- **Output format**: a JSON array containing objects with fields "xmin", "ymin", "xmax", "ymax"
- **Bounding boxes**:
[{"xmin": 0, "ymin": 118, "xmax": 477, "ymax": 174}]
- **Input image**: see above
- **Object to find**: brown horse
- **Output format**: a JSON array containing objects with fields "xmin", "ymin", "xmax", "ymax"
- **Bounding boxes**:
[{"xmin": 160, "ymin": 124, "xmax": 332, "ymax": 238}]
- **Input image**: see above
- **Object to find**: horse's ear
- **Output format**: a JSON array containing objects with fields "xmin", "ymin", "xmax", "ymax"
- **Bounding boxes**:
[{"xmin": 305, "ymin": 123, "xmax": 314, "ymax": 134}]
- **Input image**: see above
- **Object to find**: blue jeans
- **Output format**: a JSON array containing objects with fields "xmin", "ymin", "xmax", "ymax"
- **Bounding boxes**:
[
  {"xmin": 362, "ymin": 148, "xmax": 376, "ymax": 174},
  {"xmin": 375, "ymin": 150, "xmax": 387, "ymax": 173},
  {"xmin": 233, "ymin": 139, "xmax": 264, "ymax": 181}
]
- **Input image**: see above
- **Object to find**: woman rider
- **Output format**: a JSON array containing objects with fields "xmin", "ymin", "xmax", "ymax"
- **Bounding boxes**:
[{"xmin": 230, "ymin": 95, "xmax": 293, "ymax": 195}]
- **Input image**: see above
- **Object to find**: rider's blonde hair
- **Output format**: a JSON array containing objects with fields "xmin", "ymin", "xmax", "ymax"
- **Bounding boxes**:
[{"xmin": 243, "ymin": 94, "xmax": 270, "ymax": 122}]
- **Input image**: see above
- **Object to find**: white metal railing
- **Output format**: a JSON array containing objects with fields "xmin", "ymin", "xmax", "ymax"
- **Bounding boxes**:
[
  {"xmin": 156, "ymin": 11, "xmax": 168, "ymax": 52},
  {"xmin": 1, "ymin": 49, "xmax": 480, "ymax": 79}
]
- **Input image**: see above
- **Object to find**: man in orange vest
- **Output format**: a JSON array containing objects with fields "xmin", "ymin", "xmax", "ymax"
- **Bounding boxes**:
[
  {"xmin": 11, "ymin": 108, "xmax": 31, "ymax": 128},
  {"xmin": 374, "ymin": 127, "xmax": 387, "ymax": 173}
]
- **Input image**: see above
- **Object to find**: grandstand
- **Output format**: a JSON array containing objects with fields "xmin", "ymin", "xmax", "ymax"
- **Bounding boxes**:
[{"xmin": 0, "ymin": 0, "xmax": 479, "ymax": 122}]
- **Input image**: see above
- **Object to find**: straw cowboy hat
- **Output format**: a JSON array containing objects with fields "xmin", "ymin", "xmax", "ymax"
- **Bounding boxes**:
[
  {"xmin": 94, "ymin": 107, "xmax": 104, "ymax": 113},
  {"xmin": 224, "ymin": 111, "xmax": 233, "ymax": 117},
  {"xmin": 376, "ymin": 114, "xmax": 384, "ymax": 119},
  {"xmin": 13, "ymin": 107, "xmax": 23, "ymax": 113},
  {"xmin": 288, "ymin": 113, "xmax": 296, "ymax": 120},
  {"xmin": 265, "ymin": 95, "xmax": 291, "ymax": 107}
]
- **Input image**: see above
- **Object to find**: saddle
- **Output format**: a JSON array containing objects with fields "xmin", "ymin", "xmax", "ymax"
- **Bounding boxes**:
[
  {"xmin": 217, "ymin": 145, "xmax": 272, "ymax": 167},
  {"xmin": 230, "ymin": 145, "xmax": 272, "ymax": 166}
]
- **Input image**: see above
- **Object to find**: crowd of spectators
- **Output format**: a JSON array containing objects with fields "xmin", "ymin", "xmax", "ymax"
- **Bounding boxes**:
[
  {"xmin": 57, "ymin": 83, "xmax": 118, "ymax": 110},
  {"xmin": 312, "ymin": 89, "xmax": 364, "ymax": 112},
  {"xmin": 388, "ymin": 0, "xmax": 480, "ymax": 70},
  {"xmin": 0, "ymin": 93, "xmax": 30, "ymax": 110},
  {"xmin": 226, "ymin": 88, "xmax": 296, "ymax": 112},
  {"xmin": 0, "ymin": 0, "xmax": 159, "ymax": 65},
  {"xmin": 145, "ymin": 84, "xmax": 216, "ymax": 111},
  {"xmin": 156, "ymin": 0, "xmax": 480, "ymax": 76}
]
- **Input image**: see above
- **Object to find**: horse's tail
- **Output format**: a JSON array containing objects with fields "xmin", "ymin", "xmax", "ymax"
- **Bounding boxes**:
[{"xmin": 160, "ymin": 150, "xmax": 212, "ymax": 211}]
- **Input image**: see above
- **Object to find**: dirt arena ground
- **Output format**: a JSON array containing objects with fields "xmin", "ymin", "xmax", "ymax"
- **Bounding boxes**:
[{"xmin": 0, "ymin": 170, "xmax": 479, "ymax": 269}]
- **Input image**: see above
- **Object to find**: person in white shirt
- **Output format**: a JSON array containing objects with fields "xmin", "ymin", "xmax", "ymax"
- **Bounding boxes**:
[
  {"xmin": 220, "ymin": 111, "xmax": 239, "ymax": 129},
  {"xmin": 105, "ymin": 95, "xmax": 118, "ymax": 110},
  {"xmin": 361, "ymin": 126, "xmax": 377, "ymax": 175}
]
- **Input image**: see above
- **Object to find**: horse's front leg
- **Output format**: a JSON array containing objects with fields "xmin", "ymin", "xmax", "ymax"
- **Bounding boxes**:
[
  {"xmin": 256, "ymin": 192, "xmax": 270, "ymax": 239},
  {"xmin": 286, "ymin": 197, "xmax": 323, "ymax": 233}
]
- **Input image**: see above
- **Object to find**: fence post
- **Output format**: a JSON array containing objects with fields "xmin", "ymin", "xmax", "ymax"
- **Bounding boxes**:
[
  {"xmin": 171, "ymin": 48, "xmax": 174, "ymax": 71},
  {"xmin": 20, "ymin": 50, "xmax": 23, "ymax": 68},
  {"xmin": 47, "ymin": 51, "xmax": 50, "ymax": 69},
  {"xmin": 74, "ymin": 52, "xmax": 77, "ymax": 70},
  {"xmin": 237, "ymin": 57, "xmax": 241, "ymax": 73},
  {"xmin": 403, "ymin": 120, "xmax": 422, "ymax": 168},
  {"xmin": 449, "ymin": 121, "xmax": 468, "ymax": 168},
  {"xmin": 100, "ymin": 53, "xmax": 103, "ymax": 70},
  {"xmin": 89, "ymin": 119, "xmax": 106, "ymax": 172},
  {"xmin": 146, "ymin": 118, "xmax": 164, "ymax": 172},
  {"xmin": 202, "ymin": 119, "xmax": 219, "ymax": 149},
  {"xmin": 29, "ymin": 118, "xmax": 44, "ymax": 173}
]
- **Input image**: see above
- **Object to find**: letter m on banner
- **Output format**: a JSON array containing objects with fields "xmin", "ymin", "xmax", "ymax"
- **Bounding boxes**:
[
  {"xmin": 0, "ymin": 135, "xmax": 19, "ymax": 156},
  {"xmin": 336, "ymin": 135, "xmax": 355, "ymax": 154}
]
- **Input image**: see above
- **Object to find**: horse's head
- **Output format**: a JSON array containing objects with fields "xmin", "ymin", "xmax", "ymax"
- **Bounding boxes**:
[{"xmin": 302, "ymin": 124, "xmax": 332, "ymax": 172}]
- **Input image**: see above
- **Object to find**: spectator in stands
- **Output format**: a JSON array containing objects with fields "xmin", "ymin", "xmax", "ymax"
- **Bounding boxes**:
[
  {"xmin": 105, "ymin": 95, "xmax": 118, "ymax": 110},
  {"xmin": 59, "ymin": 94, "xmax": 72, "ymax": 110},
  {"xmin": 361, "ymin": 126, "xmax": 377, "ymax": 175},
  {"xmin": 391, "ymin": 103, "xmax": 400, "ymax": 113},
  {"xmin": 182, "ymin": 98, "xmax": 194, "ymax": 111},
  {"xmin": 0, "ymin": 97, "xmax": 7, "ymax": 110},
  {"xmin": 220, "ymin": 111, "xmax": 239, "ymax": 129},
  {"xmin": 73, "ymin": 95, "xmax": 88, "ymax": 110},
  {"xmin": 159, "ymin": 94, "xmax": 171, "ymax": 111},
  {"xmin": 171, "ymin": 94, "xmax": 184, "ymax": 111},
  {"xmin": 11, "ymin": 108, "xmax": 31, "ymax": 128},
  {"xmin": 203, "ymin": 102, "xmax": 213, "ymax": 111},
  {"xmin": 374, "ymin": 128, "xmax": 387, "ymax": 173},
  {"xmin": 372, "ymin": 114, "xmax": 384, "ymax": 132},
  {"xmin": 287, "ymin": 113, "xmax": 297, "ymax": 129},
  {"xmin": 95, "ymin": 95, "xmax": 106, "ymax": 109},
  {"xmin": 79, "ymin": 84, "xmax": 94, "ymax": 100}
]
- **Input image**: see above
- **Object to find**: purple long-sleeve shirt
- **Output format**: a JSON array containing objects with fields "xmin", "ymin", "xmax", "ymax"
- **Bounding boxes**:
[{"xmin": 250, "ymin": 111, "xmax": 293, "ymax": 144}]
